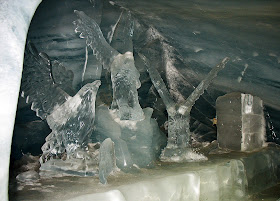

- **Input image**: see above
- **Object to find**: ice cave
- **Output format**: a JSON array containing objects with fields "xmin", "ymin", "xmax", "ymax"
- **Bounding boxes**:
[{"xmin": 1, "ymin": 0, "xmax": 280, "ymax": 200}]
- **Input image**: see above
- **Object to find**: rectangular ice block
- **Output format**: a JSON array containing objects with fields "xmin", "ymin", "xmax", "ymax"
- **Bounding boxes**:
[{"xmin": 216, "ymin": 92, "xmax": 265, "ymax": 151}]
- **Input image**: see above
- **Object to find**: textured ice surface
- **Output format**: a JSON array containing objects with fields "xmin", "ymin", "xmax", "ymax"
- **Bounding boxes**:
[
  {"xmin": 216, "ymin": 92, "xmax": 266, "ymax": 151},
  {"xmin": 94, "ymin": 105, "xmax": 166, "ymax": 170},
  {"xmin": 99, "ymin": 138, "xmax": 117, "ymax": 184},
  {"xmin": 21, "ymin": 42, "xmax": 72, "ymax": 119},
  {"xmin": 40, "ymin": 143, "xmax": 100, "ymax": 177}
]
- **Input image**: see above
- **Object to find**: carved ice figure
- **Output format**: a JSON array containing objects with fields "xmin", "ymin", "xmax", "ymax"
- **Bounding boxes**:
[
  {"xmin": 21, "ymin": 42, "xmax": 101, "ymax": 168},
  {"xmin": 139, "ymin": 52, "xmax": 229, "ymax": 162},
  {"xmin": 110, "ymin": 52, "xmax": 143, "ymax": 120},
  {"xmin": 74, "ymin": 11, "xmax": 166, "ymax": 170},
  {"xmin": 74, "ymin": 10, "xmax": 144, "ymax": 121}
]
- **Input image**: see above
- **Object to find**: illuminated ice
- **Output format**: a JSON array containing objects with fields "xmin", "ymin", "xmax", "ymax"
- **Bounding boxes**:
[{"xmin": 74, "ymin": 11, "xmax": 144, "ymax": 121}]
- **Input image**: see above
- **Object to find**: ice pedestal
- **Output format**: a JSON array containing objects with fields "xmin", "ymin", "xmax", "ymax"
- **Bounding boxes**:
[
  {"xmin": 67, "ymin": 148, "xmax": 280, "ymax": 201},
  {"xmin": 94, "ymin": 105, "xmax": 167, "ymax": 170},
  {"xmin": 216, "ymin": 92, "xmax": 266, "ymax": 151},
  {"xmin": 12, "ymin": 147, "xmax": 280, "ymax": 201}
]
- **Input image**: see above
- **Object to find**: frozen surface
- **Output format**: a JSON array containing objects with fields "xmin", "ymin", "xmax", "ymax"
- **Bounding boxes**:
[
  {"xmin": 9, "ymin": 147, "xmax": 280, "ymax": 201},
  {"xmin": 217, "ymin": 92, "xmax": 266, "ymax": 151}
]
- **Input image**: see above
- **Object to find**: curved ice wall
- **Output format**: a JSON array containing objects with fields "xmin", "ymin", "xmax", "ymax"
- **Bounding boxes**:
[{"xmin": 0, "ymin": 0, "xmax": 41, "ymax": 200}]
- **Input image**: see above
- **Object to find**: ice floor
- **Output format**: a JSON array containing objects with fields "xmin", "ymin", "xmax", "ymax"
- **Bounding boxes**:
[{"xmin": 9, "ymin": 146, "xmax": 280, "ymax": 201}]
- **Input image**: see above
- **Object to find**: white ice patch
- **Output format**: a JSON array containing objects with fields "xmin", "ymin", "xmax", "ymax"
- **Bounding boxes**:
[
  {"xmin": 194, "ymin": 47, "xmax": 203, "ymax": 53},
  {"xmin": 242, "ymin": 93, "xmax": 253, "ymax": 114},
  {"xmin": 161, "ymin": 149, "xmax": 208, "ymax": 163},
  {"xmin": 237, "ymin": 64, "xmax": 248, "ymax": 83},
  {"xmin": 47, "ymin": 95, "xmax": 82, "ymax": 126},
  {"xmin": 252, "ymin": 52, "xmax": 259, "ymax": 57},
  {"xmin": 192, "ymin": 31, "xmax": 201, "ymax": 35},
  {"xmin": 269, "ymin": 53, "xmax": 280, "ymax": 63}
]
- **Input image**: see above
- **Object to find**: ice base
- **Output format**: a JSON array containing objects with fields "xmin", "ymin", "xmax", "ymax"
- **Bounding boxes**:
[{"xmin": 10, "ymin": 146, "xmax": 280, "ymax": 201}]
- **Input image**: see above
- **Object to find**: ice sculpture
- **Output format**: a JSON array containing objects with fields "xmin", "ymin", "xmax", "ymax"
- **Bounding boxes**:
[
  {"xmin": 74, "ymin": 10, "xmax": 166, "ymax": 170},
  {"xmin": 99, "ymin": 138, "xmax": 117, "ymax": 184},
  {"xmin": 74, "ymin": 10, "xmax": 144, "ymax": 121},
  {"xmin": 216, "ymin": 92, "xmax": 266, "ymax": 151},
  {"xmin": 21, "ymin": 42, "xmax": 101, "ymax": 174},
  {"xmin": 139, "ymin": 53, "xmax": 229, "ymax": 162}
]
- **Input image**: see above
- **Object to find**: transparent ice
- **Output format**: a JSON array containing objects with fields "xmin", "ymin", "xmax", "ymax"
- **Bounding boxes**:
[
  {"xmin": 99, "ymin": 138, "xmax": 117, "ymax": 184},
  {"xmin": 139, "ymin": 52, "xmax": 229, "ymax": 161},
  {"xmin": 21, "ymin": 43, "xmax": 101, "ymax": 171},
  {"xmin": 73, "ymin": 10, "xmax": 166, "ymax": 170},
  {"xmin": 42, "ymin": 80, "xmax": 101, "ymax": 160},
  {"xmin": 94, "ymin": 105, "xmax": 166, "ymax": 170}
]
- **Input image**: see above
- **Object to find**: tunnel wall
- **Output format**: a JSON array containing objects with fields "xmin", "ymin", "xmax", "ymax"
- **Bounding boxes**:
[{"xmin": 0, "ymin": 0, "xmax": 42, "ymax": 200}]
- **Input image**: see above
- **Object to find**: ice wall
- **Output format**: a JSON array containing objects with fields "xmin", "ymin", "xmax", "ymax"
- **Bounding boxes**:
[{"xmin": 0, "ymin": 0, "xmax": 41, "ymax": 200}]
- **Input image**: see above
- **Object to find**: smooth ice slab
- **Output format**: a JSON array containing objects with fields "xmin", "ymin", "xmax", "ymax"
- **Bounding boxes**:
[
  {"xmin": 10, "ymin": 147, "xmax": 280, "ymax": 201},
  {"xmin": 216, "ymin": 92, "xmax": 266, "ymax": 151}
]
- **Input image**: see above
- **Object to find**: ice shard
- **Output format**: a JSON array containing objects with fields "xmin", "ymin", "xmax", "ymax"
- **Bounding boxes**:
[
  {"xmin": 216, "ymin": 92, "xmax": 266, "ymax": 151},
  {"xmin": 99, "ymin": 138, "xmax": 117, "ymax": 184},
  {"xmin": 139, "ymin": 53, "xmax": 229, "ymax": 161}
]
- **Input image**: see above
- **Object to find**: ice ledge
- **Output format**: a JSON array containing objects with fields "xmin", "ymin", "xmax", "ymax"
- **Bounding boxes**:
[{"xmin": 64, "ymin": 147, "xmax": 280, "ymax": 201}]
